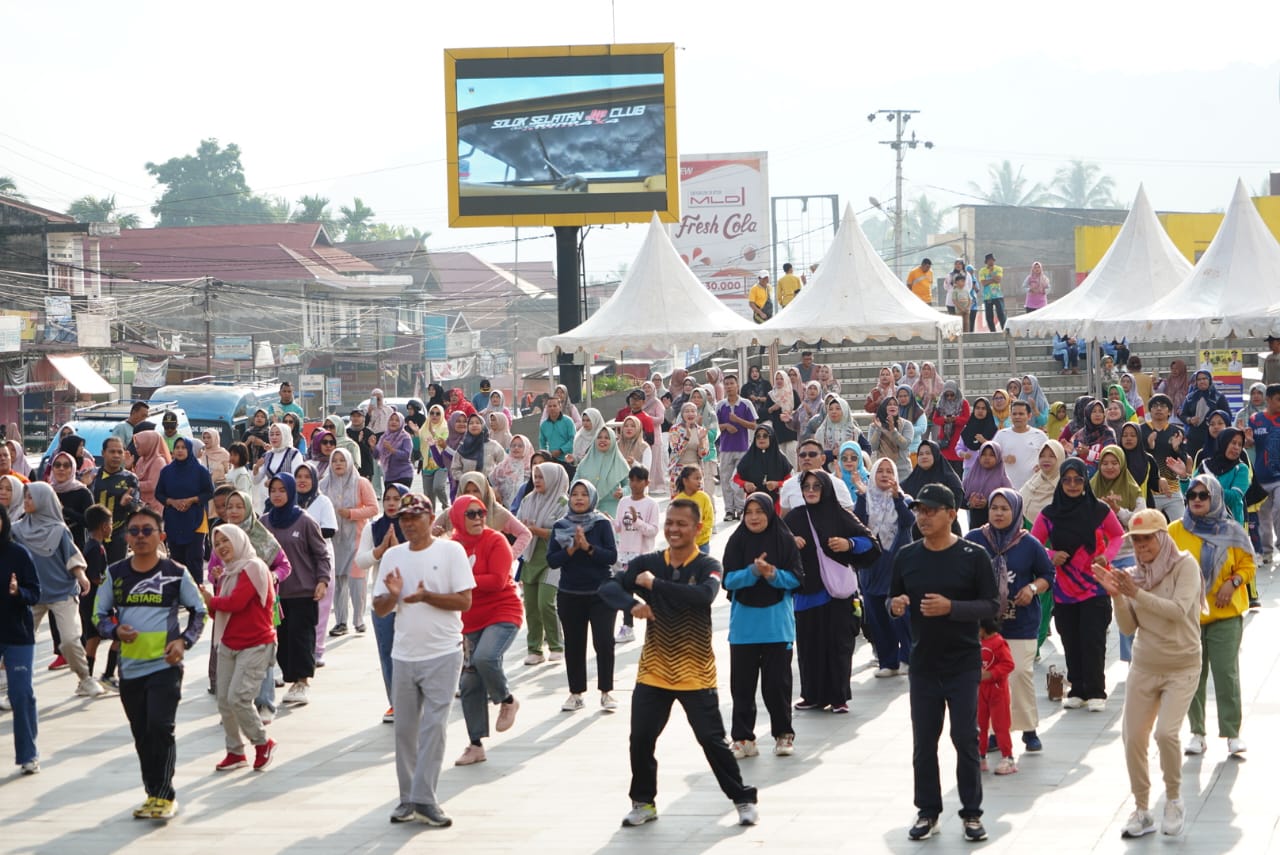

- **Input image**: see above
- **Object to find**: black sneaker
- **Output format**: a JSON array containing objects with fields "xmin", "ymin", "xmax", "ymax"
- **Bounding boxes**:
[
  {"xmin": 908, "ymin": 816, "xmax": 939, "ymax": 841},
  {"xmin": 963, "ymin": 818, "xmax": 987, "ymax": 841},
  {"xmin": 329, "ymin": 624, "xmax": 348, "ymax": 638}
]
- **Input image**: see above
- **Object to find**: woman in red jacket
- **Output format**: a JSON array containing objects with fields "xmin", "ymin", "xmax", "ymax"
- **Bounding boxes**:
[
  {"xmin": 451, "ymin": 495, "xmax": 522, "ymax": 767},
  {"xmin": 931, "ymin": 381, "xmax": 971, "ymax": 477},
  {"xmin": 202, "ymin": 524, "xmax": 278, "ymax": 773}
]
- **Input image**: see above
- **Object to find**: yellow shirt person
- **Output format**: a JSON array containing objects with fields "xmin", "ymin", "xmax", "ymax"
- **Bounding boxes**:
[
  {"xmin": 777, "ymin": 263, "xmax": 802, "ymax": 308},
  {"xmin": 906, "ymin": 259, "xmax": 934, "ymax": 304}
]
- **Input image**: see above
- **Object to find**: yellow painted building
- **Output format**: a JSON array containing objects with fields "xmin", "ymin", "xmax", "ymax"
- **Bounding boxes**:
[{"xmin": 1075, "ymin": 196, "xmax": 1280, "ymax": 279}]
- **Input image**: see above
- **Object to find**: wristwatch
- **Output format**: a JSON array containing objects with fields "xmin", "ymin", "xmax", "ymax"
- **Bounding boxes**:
[{"xmin": 1231, "ymin": 576, "xmax": 1243, "ymax": 588}]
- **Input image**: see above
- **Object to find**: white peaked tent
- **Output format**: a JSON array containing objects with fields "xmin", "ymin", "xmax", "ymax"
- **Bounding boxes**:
[
  {"xmin": 755, "ymin": 203, "xmax": 962, "ymax": 344},
  {"xmin": 1005, "ymin": 185, "xmax": 1192, "ymax": 341},
  {"xmin": 1091, "ymin": 179, "xmax": 1280, "ymax": 342},
  {"xmin": 537, "ymin": 213, "xmax": 759, "ymax": 356}
]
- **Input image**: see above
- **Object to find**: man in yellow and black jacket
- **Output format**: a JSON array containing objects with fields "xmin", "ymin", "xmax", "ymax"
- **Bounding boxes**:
[{"xmin": 600, "ymin": 498, "xmax": 759, "ymax": 829}]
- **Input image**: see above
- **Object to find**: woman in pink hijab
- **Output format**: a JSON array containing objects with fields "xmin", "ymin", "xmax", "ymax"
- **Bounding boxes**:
[{"xmin": 1023, "ymin": 261, "xmax": 1050, "ymax": 312}]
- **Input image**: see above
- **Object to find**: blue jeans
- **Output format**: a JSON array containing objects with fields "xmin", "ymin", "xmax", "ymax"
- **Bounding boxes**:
[
  {"xmin": 256, "ymin": 667, "xmax": 276, "ymax": 713},
  {"xmin": 373, "ymin": 608, "xmax": 397, "ymax": 705},
  {"xmin": 0, "ymin": 643, "xmax": 37, "ymax": 765},
  {"xmin": 460, "ymin": 622, "xmax": 519, "ymax": 743},
  {"xmin": 1112, "ymin": 556, "xmax": 1137, "ymax": 662}
]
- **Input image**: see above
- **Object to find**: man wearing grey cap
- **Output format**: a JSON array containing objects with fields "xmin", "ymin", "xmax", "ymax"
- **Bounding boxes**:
[
  {"xmin": 889, "ymin": 483, "xmax": 1000, "ymax": 843},
  {"xmin": 373, "ymin": 493, "xmax": 475, "ymax": 827}
]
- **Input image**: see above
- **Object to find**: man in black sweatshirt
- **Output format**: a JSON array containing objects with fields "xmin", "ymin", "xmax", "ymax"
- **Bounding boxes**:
[{"xmin": 889, "ymin": 484, "xmax": 1000, "ymax": 844}]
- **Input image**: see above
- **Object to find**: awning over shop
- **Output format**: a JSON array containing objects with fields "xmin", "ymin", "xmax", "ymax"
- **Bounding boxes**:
[{"xmin": 46, "ymin": 354, "xmax": 114, "ymax": 395}]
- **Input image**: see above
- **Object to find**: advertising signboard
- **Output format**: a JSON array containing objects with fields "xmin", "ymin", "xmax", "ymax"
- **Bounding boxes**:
[
  {"xmin": 445, "ymin": 43, "xmax": 678, "ymax": 227},
  {"xmin": 668, "ymin": 152, "xmax": 771, "ymax": 321},
  {"xmin": 214, "ymin": 335, "xmax": 254, "ymax": 361}
]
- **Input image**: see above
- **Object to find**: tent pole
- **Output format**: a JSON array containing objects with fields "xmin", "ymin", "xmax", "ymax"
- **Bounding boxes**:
[
  {"xmin": 585, "ymin": 355, "xmax": 593, "ymax": 408},
  {"xmin": 935, "ymin": 329, "xmax": 944, "ymax": 383},
  {"xmin": 958, "ymin": 334, "xmax": 966, "ymax": 392}
]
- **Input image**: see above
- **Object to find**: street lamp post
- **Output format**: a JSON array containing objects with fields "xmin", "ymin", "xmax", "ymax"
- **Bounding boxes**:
[{"xmin": 866, "ymin": 109, "xmax": 933, "ymax": 280}]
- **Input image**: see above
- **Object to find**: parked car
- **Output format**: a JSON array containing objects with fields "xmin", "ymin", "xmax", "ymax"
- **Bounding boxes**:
[{"xmin": 40, "ymin": 400, "xmax": 194, "ymax": 472}]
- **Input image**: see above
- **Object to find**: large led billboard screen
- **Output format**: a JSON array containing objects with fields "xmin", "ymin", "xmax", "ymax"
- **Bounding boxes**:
[{"xmin": 444, "ymin": 44, "xmax": 678, "ymax": 228}]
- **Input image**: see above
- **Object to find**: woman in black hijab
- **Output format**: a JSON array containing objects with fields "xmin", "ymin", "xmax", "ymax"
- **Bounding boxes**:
[
  {"xmin": 1118, "ymin": 422, "xmax": 1159, "ymax": 505},
  {"xmin": 1031, "ymin": 457, "xmax": 1125, "ymax": 711},
  {"xmin": 734, "ymin": 424, "xmax": 793, "ymax": 507},
  {"xmin": 960, "ymin": 397, "xmax": 998, "ymax": 468},
  {"xmin": 902, "ymin": 440, "xmax": 963, "ymax": 505},
  {"xmin": 723, "ymin": 492, "xmax": 804, "ymax": 757},
  {"xmin": 425, "ymin": 383, "xmax": 447, "ymax": 410},
  {"xmin": 784, "ymin": 470, "xmax": 880, "ymax": 714}
]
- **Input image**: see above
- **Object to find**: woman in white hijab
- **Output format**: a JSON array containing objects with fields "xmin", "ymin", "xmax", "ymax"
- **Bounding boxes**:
[{"xmin": 320, "ymin": 449, "xmax": 378, "ymax": 637}]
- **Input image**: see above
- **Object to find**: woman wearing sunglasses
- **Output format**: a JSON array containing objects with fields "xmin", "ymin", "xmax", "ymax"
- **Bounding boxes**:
[
  {"xmin": 1031, "ymin": 459, "xmax": 1124, "ymax": 713},
  {"xmin": 449, "ymin": 495, "xmax": 522, "ymax": 767},
  {"xmin": 1170, "ymin": 475, "xmax": 1255, "ymax": 759}
]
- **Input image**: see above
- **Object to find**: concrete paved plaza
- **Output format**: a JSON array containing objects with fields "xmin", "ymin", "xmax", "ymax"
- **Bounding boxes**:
[{"xmin": 3, "ymin": 514, "xmax": 1278, "ymax": 854}]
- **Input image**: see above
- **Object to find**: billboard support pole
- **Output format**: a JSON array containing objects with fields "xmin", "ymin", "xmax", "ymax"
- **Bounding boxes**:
[{"xmin": 556, "ymin": 226, "xmax": 584, "ymax": 403}]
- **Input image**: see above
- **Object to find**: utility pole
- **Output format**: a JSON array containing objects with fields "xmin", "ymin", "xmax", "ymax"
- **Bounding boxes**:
[
  {"xmin": 867, "ymin": 109, "xmax": 933, "ymax": 280},
  {"xmin": 203, "ymin": 276, "xmax": 214, "ymax": 375}
]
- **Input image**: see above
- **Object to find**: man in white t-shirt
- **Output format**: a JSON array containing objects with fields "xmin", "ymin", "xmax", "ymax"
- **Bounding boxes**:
[
  {"xmin": 780, "ymin": 439, "xmax": 854, "ymax": 513},
  {"xmin": 372, "ymin": 493, "xmax": 475, "ymax": 827},
  {"xmin": 993, "ymin": 401, "xmax": 1048, "ymax": 489}
]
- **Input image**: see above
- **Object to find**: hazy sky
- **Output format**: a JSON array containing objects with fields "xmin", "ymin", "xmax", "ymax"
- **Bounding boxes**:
[{"xmin": 4, "ymin": 0, "xmax": 1278, "ymax": 281}]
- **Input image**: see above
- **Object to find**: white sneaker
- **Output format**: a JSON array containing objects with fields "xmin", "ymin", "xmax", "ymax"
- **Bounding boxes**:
[
  {"xmin": 282, "ymin": 684, "xmax": 309, "ymax": 707},
  {"xmin": 1086, "ymin": 698, "xmax": 1107, "ymax": 713},
  {"xmin": 20, "ymin": 760, "xmax": 38, "ymax": 775},
  {"xmin": 1228, "ymin": 737, "xmax": 1248, "ymax": 755},
  {"xmin": 873, "ymin": 667, "xmax": 897, "ymax": 678},
  {"xmin": 522, "ymin": 653, "xmax": 545, "ymax": 666},
  {"xmin": 1121, "ymin": 809, "xmax": 1156, "ymax": 838},
  {"xmin": 1062, "ymin": 696, "xmax": 1085, "ymax": 710},
  {"xmin": 76, "ymin": 676, "xmax": 105, "ymax": 698},
  {"xmin": 1184, "ymin": 734, "xmax": 1206, "ymax": 755},
  {"xmin": 0, "ymin": 695, "xmax": 11, "ymax": 712},
  {"xmin": 561, "ymin": 693, "xmax": 584, "ymax": 712},
  {"xmin": 548, "ymin": 651, "xmax": 564, "ymax": 662},
  {"xmin": 735, "ymin": 802, "xmax": 758, "ymax": 826},
  {"xmin": 601, "ymin": 692, "xmax": 618, "ymax": 712},
  {"xmin": 1162, "ymin": 798, "xmax": 1185, "ymax": 836},
  {"xmin": 730, "ymin": 739, "xmax": 758, "ymax": 759},
  {"xmin": 615, "ymin": 625, "xmax": 635, "ymax": 644}
]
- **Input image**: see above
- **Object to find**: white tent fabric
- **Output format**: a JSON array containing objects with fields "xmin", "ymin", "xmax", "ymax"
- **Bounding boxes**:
[
  {"xmin": 1091, "ymin": 180, "xmax": 1280, "ymax": 342},
  {"xmin": 754, "ymin": 203, "xmax": 962, "ymax": 344},
  {"xmin": 1005, "ymin": 185, "xmax": 1192, "ymax": 341},
  {"xmin": 537, "ymin": 213, "xmax": 759, "ymax": 355}
]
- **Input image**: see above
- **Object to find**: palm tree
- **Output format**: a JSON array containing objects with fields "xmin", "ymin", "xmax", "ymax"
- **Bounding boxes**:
[
  {"xmin": 292, "ymin": 194, "xmax": 335, "ymax": 227},
  {"xmin": 0, "ymin": 175, "xmax": 26, "ymax": 200},
  {"xmin": 904, "ymin": 194, "xmax": 951, "ymax": 244},
  {"xmin": 1047, "ymin": 160, "xmax": 1119, "ymax": 208},
  {"xmin": 66, "ymin": 194, "xmax": 142, "ymax": 228},
  {"xmin": 338, "ymin": 197, "xmax": 376, "ymax": 241},
  {"xmin": 969, "ymin": 161, "xmax": 1050, "ymax": 207}
]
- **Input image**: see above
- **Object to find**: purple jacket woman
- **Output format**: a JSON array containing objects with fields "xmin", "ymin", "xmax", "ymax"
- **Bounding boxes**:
[{"xmin": 373, "ymin": 412, "xmax": 414, "ymax": 487}]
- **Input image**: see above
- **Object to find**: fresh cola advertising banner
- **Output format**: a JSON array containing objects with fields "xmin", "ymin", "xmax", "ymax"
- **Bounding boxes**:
[{"xmin": 668, "ymin": 152, "xmax": 770, "ymax": 320}]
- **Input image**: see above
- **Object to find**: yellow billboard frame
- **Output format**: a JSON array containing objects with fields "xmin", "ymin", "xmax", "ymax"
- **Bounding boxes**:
[{"xmin": 444, "ymin": 43, "xmax": 679, "ymax": 229}]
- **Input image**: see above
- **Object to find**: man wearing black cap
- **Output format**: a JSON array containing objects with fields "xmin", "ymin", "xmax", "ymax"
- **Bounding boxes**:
[
  {"xmin": 347, "ymin": 409, "xmax": 375, "ymax": 481},
  {"xmin": 888, "ymin": 483, "xmax": 1000, "ymax": 843},
  {"xmin": 160, "ymin": 412, "xmax": 181, "ymax": 454}
]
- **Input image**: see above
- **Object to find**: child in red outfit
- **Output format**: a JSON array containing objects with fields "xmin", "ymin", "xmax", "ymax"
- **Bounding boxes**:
[{"xmin": 978, "ymin": 618, "xmax": 1017, "ymax": 775}]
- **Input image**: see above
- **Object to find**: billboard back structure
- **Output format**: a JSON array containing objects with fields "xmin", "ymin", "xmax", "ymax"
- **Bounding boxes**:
[
  {"xmin": 668, "ymin": 152, "xmax": 770, "ymax": 321},
  {"xmin": 444, "ymin": 43, "xmax": 679, "ymax": 228}
]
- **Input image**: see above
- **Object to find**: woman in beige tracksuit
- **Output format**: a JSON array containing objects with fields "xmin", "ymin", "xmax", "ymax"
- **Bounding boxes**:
[{"xmin": 1094, "ymin": 509, "xmax": 1202, "ymax": 839}]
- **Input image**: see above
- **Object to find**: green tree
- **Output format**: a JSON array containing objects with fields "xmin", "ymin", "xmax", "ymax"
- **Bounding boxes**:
[
  {"xmin": 1047, "ymin": 160, "xmax": 1119, "ymax": 208},
  {"xmin": 0, "ymin": 175, "xmax": 26, "ymax": 200},
  {"xmin": 146, "ymin": 139, "xmax": 274, "ymax": 226},
  {"xmin": 66, "ymin": 194, "xmax": 142, "ymax": 229},
  {"xmin": 969, "ymin": 160, "xmax": 1050, "ymax": 207},
  {"xmin": 904, "ymin": 194, "xmax": 951, "ymax": 246},
  {"xmin": 262, "ymin": 194, "xmax": 292, "ymax": 223},
  {"xmin": 338, "ymin": 198, "xmax": 376, "ymax": 241},
  {"xmin": 292, "ymin": 194, "xmax": 335, "ymax": 229},
  {"xmin": 363, "ymin": 223, "xmax": 431, "ymax": 242}
]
